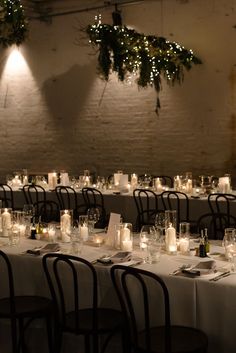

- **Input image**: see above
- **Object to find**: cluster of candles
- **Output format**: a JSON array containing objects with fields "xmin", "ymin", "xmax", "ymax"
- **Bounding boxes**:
[
  {"xmin": 0, "ymin": 208, "xmax": 28, "ymax": 245},
  {"xmin": 165, "ymin": 220, "xmax": 190, "ymax": 255}
]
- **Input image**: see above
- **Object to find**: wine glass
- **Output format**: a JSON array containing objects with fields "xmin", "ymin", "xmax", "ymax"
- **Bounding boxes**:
[
  {"xmin": 87, "ymin": 207, "xmax": 101, "ymax": 234},
  {"xmin": 155, "ymin": 212, "xmax": 165, "ymax": 239},
  {"xmin": 70, "ymin": 225, "xmax": 83, "ymax": 255},
  {"xmin": 223, "ymin": 228, "xmax": 236, "ymax": 271},
  {"xmin": 23, "ymin": 204, "xmax": 35, "ymax": 237}
]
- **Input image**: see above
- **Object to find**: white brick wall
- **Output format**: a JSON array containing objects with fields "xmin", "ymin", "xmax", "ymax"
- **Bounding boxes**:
[{"xmin": 0, "ymin": 0, "xmax": 235, "ymax": 182}]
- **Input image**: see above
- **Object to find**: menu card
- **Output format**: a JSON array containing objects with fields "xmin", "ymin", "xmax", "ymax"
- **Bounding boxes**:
[{"xmin": 106, "ymin": 213, "xmax": 121, "ymax": 247}]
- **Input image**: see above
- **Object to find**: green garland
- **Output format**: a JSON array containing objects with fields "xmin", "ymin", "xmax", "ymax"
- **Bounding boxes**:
[
  {"xmin": 87, "ymin": 19, "xmax": 202, "ymax": 112},
  {"xmin": 0, "ymin": 0, "xmax": 28, "ymax": 47}
]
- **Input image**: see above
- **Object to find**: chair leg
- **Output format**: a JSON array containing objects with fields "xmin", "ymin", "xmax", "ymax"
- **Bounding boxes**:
[
  {"xmin": 84, "ymin": 334, "xmax": 91, "ymax": 353},
  {"xmin": 92, "ymin": 333, "xmax": 99, "ymax": 353},
  {"xmin": 10, "ymin": 317, "xmax": 19, "ymax": 353},
  {"xmin": 46, "ymin": 315, "xmax": 54, "ymax": 353},
  {"xmin": 18, "ymin": 317, "xmax": 29, "ymax": 353}
]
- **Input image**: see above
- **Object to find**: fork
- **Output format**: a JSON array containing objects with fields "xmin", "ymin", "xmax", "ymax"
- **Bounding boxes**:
[{"xmin": 170, "ymin": 264, "xmax": 192, "ymax": 275}]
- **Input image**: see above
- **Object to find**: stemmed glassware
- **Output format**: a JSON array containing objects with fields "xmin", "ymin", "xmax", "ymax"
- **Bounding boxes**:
[
  {"xmin": 87, "ymin": 207, "xmax": 101, "ymax": 234},
  {"xmin": 155, "ymin": 212, "xmax": 165, "ymax": 239},
  {"xmin": 139, "ymin": 225, "xmax": 157, "ymax": 263},
  {"xmin": 70, "ymin": 224, "xmax": 83, "ymax": 255},
  {"xmin": 23, "ymin": 204, "xmax": 35, "ymax": 238}
]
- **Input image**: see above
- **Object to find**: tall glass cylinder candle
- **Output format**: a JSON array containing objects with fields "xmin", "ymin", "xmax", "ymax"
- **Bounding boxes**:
[
  {"xmin": 1, "ymin": 208, "xmax": 12, "ymax": 237},
  {"xmin": 179, "ymin": 222, "xmax": 190, "ymax": 254},
  {"xmin": 60, "ymin": 210, "xmax": 73, "ymax": 238},
  {"xmin": 120, "ymin": 223, "xmax": 133, "ymax": 251},
  {"xmin": 79, "ymin": 215, "xmax": 89, "ymax": 241}
]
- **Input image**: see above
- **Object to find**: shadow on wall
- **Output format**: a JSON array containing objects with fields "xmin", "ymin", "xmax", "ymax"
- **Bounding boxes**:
[{"xmin": 41, "ymin": 62, "xmax": 96, "ymax": 121}]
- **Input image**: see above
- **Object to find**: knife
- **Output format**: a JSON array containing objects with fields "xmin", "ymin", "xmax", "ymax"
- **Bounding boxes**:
[{"xmin": 209, "ymin": 271, "xmax": 231, "ymax": 282}]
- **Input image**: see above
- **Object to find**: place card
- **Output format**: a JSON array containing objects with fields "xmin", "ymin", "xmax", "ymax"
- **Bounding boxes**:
[{"xmin": 106, "ymin": 213, "xmax": 121, "ymax": 247}]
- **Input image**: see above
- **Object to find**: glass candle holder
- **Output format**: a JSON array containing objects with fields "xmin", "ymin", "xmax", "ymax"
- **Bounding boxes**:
[
  {"xmin": 1, "ymin": 208, "xmax": 12, "ymax": 237},
  {"xmin": 120, "ymin": 223, "xmax": 133, "ymax": 251},
  {"xmin": 179, "ymin": 222, "xmax": 190, "ymax": 254},
  {"xmin": 79, "ymin": 215, "xmax": 89, "ymax": 241},
  {"xmin": 60, "ymin": 209, "xmax": 73, "ymax": 237},
  {"xmin": 165, "ymin": 210, "xmax": 177, "ymax": 231}
]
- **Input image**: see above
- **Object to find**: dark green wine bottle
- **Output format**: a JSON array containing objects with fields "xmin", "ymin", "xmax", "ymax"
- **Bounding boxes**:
[
  {"xmin": 199, "ymin": 230, "xmax": 206, "ymax": 257},
  {"xmin": 204, "ymin": 228, "xmax": 210, "ymax": 254}
]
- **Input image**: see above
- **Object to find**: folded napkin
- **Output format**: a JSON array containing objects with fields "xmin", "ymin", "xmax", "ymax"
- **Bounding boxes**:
[
  {"xmin": 26, "ymin": 243, "xmax": 60, "ymax": 255},
  {"xmin": 192, "ymin": 260, "xmax": 216, "ymax": 275}
]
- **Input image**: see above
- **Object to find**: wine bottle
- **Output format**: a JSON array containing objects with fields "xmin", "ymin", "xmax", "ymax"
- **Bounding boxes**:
[
  {"xmin": 204, "ymin": 228, "xmax": 210, "ymax": 254},
  {"xmin": 199, "ymin": 230, "xmax": 206, "ymax": 257}
]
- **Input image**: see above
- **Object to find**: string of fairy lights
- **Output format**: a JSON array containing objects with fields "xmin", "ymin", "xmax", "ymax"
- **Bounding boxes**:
[
  {"xmin": 0, "ymin": 0, "xmax": 28, "ymax": 47},
  {"xmin": 87, "ymin": 15, "xmax": 202, "ymax": 112}
]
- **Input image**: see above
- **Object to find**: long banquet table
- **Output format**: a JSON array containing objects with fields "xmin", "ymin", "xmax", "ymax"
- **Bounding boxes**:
[
  {"xmin": 10, "ymin": 188, "xmax": 229, "ymax": 226},
  {"xmin": 0, "ymin": 234, "xmax": 235, "ymax": 353}
]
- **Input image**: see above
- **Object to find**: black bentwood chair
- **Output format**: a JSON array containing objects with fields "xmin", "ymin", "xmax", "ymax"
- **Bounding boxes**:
[
  {"xmin": 197, "ymin": 212, "xmax": 236, "ymax": 240},
  {"xmin": 33, "ymin": 200, "xmax": 60, "ymax": 223},
  {"xmin": 55, "ymin": 185, "xmax": 86, "ymax": 221},
  {"xmin": 0, "ymin": 250, "xmax": 55, "ymax": 353},
  {"xmin": 22, "ymin": 184, "xmax": 46, "ymax": 205},
  {"xmin": 0, "ymin": 183, "xmax": 15, "ymax": 209},
  {"xmin": 82, "ymin": 187, "xmax": 108, "ymax": 228},
  {"xmin": 42, "ymin": 253, "xmax": 126, "ymax": 353},
  {"xmin": 133, "ymin": 188, "xmax": 160, "ymax": 232},
  {"xmin": 111, "ymin": 265, "xmax": 208, "ymax": 353}
]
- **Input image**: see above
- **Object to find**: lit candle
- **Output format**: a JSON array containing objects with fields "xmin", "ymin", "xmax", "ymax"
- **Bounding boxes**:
[
  {"xmin": 80, "ymin": 223, "xmax": 89, "ymax": 241},
  {"xmin": 48, "ymin": 172, "xmax": 57, "ymax": 189},
  {"xmin": 131, "ymin": 173, "xmax": 138, "ymax": 189},
  {"xmin": 179, "ymin": 237, "xmax": 190, "ymax": 254},
  {"xmin": 60, "ymin": 210, "xmax": 71, "ymax": 235},
  {"xmin": 120, "ymin": 227, "xmax": 130, "ymax": 242},
  {"xmin": 166, "ymin": 224, "xmax": 177, "ymax": 253},
  {"xmin": 186, "ymin": 179, "xmax": 193, "ymax": 194},
  {"xmin": 121, "ymin": 239, "xmax": 133, "ymax": 251},
  {"xmin": 2, "ymin": 209, "xmax": 11, "ymax": 237},
  {"xmin": 19, "ymin": 224, "xmax": 26, "ymax": 237},
  {"xmin": 155, "ymin": 177, "xmax": 163, "ymax": 192},
  {"xmin": 140, "ymin": 234, "xmax": 148, "ymax": 250},
  {"xmin": 93, "ymin": 234, "xmax": 104, "ymax": 246}
]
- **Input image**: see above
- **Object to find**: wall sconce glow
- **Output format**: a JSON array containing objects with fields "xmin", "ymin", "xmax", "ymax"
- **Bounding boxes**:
[
  {"xmin": 1, "ymin": 46, "xmax": 40, "ymax": 109},
  {"xmin": 5, "ymin": 47, "xmax": 28, "ymax": 75}
]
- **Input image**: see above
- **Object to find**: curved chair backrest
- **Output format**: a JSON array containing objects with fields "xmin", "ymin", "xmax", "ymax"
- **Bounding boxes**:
[
  {"xmin": 55, "ymin": 185, "xmax": 79, "ymax": 216},
  {"xmin": 110, "ymin": 265, "xmax": 171, "ymax": 353},
  {"xmin": 42, "ymin": 253, "xmax": 98, "ymax": 332},
  {"xmin": 23, "ymin": 184, "xmax": 46, "ymax": 205},
  {"xmin": 160, "ymin": 191, "xmax": 189, "ymax": 227},
  {"xmin": 197, "ymin": 212, "xmax": 236, "ymax": 240},
  {"xmin": 0, "ymin": 184, "xmax": 14, "ymax": 209},
  {"xmin": 0, "ymin": 250, "xmax": 16, "ymax": 315},
  {"xmin": 133, "ymin": 188, "xmax": 160, "ymax": 232},
  {"xmin": 82, "ymin": 187, "xmax": 107, "ymax": 227},
  {"xmin": 34, "ymin": 200, "xmax": 60, "ymax": 223},
  {"xmin": 208, "ymin": 193, "xmax": 236, "ymax": 218}
]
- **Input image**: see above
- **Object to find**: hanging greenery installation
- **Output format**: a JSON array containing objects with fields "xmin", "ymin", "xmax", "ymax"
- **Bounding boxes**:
[
  {"xmin": 0, "ymin": 0, "xmax": 28, "ymax": 47},
  {"xmin": 87, "ymin": 16, "xmax": 202, "ymax": 112}
]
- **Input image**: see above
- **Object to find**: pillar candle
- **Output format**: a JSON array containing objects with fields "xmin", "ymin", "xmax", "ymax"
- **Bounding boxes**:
[
  {"xmin": 2, "ymin": 209, "xmax": 11, "ymax": 237},
  {"xmin": 166, "ymin": 225, "xmax": 177, "ymax": 253},
  {"xmin": 80, "ymin": 224, "xmax": 89, "ymax": 241},
  {"xmin": 60, "ymin": 210, "xmax": 71, "ymax": 235}
]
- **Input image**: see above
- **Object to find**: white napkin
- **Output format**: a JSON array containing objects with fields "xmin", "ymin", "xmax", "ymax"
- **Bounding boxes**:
[{"xmin": 192, "ymin": 260, "xmax": 216, "ymax": 275}]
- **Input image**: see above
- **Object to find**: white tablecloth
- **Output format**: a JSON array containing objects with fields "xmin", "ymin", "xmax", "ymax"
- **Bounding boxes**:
[{"xmin": 0, "ymin": 235, "xmax": 235, "ymax": 353}]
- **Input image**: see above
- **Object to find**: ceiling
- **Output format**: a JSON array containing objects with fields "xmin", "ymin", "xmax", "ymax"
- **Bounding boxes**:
[{"xmin": 22, "ymin": 0, "xmax": 146, "ymax": 20}]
